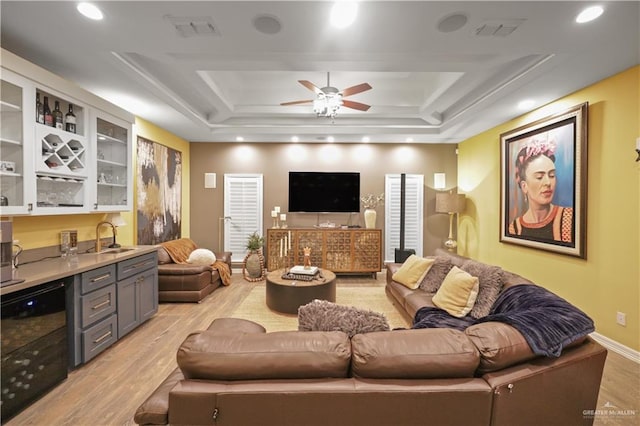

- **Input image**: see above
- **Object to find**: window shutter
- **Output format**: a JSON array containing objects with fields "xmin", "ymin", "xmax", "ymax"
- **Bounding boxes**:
[
  {"xmin": 223, "ymin": 174, "xmax": 263, "ymax": 263},
  {"xmin": 384, "ymin": 174, "xmax": 424, "ymax": 262}
]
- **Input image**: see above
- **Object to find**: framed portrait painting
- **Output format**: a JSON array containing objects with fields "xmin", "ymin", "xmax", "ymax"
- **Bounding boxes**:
[{"xmin": 500, "ymin": 102, "xmax": 588, "ymax": 258}]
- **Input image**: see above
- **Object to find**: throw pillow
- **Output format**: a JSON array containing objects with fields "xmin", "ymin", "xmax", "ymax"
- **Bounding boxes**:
[
  {"xmin": 432, "ymin": 266, "xmax": 479, "ymax": 318},
  {"xmin": 392, "ymin": 255, "xmax": 435, "ymax": 289},
  {"xmin": 419, "ymin": 256, "xmax": 454, "ymax": 293},
  {"xmin": 187, "ymin": 248, "xmax": 216, "ymax": 265},
  {"xmin": 460, "ymin": 260, "xmax": 505, "ymax": 319},
  {"xmin": 298, "ymin": 299, "xmax": 390, "ymax": 338}
]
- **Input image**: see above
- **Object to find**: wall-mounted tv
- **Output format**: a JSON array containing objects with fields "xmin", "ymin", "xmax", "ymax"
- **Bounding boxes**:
[{"xmin": 288, "ymin": 172, "xmax": 360, "ymax": 213}]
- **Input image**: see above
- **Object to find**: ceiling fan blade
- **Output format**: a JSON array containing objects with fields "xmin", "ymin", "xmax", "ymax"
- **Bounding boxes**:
[
  {"xmin": 298, "ymin": 80, "xmax": 323, "ymax": 95},
  {"xmin": 341, "ymin": 82, "xmax": 372, "ymax": 97},
  {"xmin": 342, "ymin": 100, "xmax": 371, "ymax": 111},
  {"xmin": 280, "ymin": 99, "xmax": 314, "ymax": 106}
]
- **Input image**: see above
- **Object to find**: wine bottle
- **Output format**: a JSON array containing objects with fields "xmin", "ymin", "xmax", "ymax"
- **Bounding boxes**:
[
  {"xmin": 43, "ymin": 96, "xmax": 53, "ymax": 127},
  {"xmin": 36, "ymin": 93, "xmax": 44, "ymax": 124},
  {"xmin": 65, "ymin": 104, "xmax": 76, "ymax": 133},
  {"xmin": 53, "ymin": 101, "xmax": 63, "ymax": 129}
]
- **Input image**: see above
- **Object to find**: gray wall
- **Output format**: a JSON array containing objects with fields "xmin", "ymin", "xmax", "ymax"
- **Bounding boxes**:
[{"xmin": 190, "ymin": 142, "xmax": 458, "ymax": 260}]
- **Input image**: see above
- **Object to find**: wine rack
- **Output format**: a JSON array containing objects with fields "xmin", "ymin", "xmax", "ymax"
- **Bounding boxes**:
[{"xmin": 267, "ymin": 228, "xmax": 382, "ymax": 275}]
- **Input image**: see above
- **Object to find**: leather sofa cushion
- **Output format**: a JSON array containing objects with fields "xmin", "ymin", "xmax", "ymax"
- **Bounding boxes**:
[
  {"xmin": 158, "ymin": 263, "xmax": 213, "ymax": 275},
  {"xmin": 177, "ymin": 330, "xmax": 351, "ymax": 380},
  {"xmin": 207, "ymin": 318, "xmax": 267, "ymax": 334},
  {"xmin": 157, "ymin": 246, "xmax": 172, "ymax": 264},
  {"xmin": 351, "ymin": 328, "xmax": 479, "ymax": 379},
  {"xmin": 464, "ymin": 322, "xmax": 535, "ymax": 374}
]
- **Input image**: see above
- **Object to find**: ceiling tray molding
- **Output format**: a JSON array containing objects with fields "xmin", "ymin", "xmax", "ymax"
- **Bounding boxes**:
[{"xmin": 111, "ymin": 51, "xmax": 210, "ymax": 128}]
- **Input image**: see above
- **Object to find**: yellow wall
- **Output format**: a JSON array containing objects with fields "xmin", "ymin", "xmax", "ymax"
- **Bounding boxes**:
[
  {"xmin": 134, "ymin": 117, "xmax": 191, "ymax": 241},
  {"xmin": 8, "ymin": 118, "xmax": 190, "ymax": 249},
  {"xmin": 458, "ymin": 66, "xmax": 640, "ymax": 351}
]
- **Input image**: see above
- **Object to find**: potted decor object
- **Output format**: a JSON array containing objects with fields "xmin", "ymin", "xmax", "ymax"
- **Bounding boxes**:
[
  {"xmin": 361, "ymin": 193, "xmax": 384, "ymax": 229},
  {"xmin": 243, "ymin": 231, "xmax": 265, "ymax": 282}
]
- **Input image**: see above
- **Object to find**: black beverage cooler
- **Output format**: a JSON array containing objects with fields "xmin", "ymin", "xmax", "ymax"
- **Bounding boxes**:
[{"xmin": 1, "ymin": 279, "xmax": 68, "ymax": 421}]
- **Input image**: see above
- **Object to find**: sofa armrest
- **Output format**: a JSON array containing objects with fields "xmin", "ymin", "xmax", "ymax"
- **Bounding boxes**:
[
  {"xmin": 158, "ymin": 264, "xmax": 212, "ymax": 275},
  {"xmin": 214, "ymin": 251, "xmax": 232, "ymax": 265},
  {"xmin": 134, "ymin": 367, "xmax": 184, "ymax": 425},
  {"xmin": 385, "ymin": 263, "xmax": 402, "ymax": 284}
]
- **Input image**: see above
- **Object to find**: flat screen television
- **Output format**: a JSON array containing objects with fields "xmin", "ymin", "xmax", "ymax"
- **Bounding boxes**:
[{"xmin": 288, "ymin": 172, "xmax": 360, "ymax": 213}]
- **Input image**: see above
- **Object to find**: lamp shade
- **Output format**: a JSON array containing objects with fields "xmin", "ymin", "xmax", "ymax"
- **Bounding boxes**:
[{"xmin": 435, "ymin": 192, "xmax": 466, "ymax": 214}]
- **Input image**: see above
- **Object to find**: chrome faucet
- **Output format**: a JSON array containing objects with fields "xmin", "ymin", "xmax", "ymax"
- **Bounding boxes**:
[{"xmin": 95, "ymin": 221, "xmax": 117, "ymax": 253}]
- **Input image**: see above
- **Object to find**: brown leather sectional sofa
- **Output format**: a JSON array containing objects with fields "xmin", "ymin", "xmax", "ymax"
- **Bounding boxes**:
[
  {"xmin": 157, "ymin": 246, "xmax": 232, "ymax": 303},
  {"xmin": 135, "ymin": 251, "xmax": 607, "ymax": 426}
]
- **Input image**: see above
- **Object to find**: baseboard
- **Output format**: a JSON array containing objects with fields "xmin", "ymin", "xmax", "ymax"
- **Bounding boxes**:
[{"xmin": 590, "ymin": 332, "xmax": 640, "ymax": 364}]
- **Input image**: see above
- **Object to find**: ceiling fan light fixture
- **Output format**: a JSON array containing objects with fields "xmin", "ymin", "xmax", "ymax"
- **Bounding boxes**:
[
  {"xmin": 330, "ymin": 1, "xmax": 358, "ymax": 28},
  {"xmin": 313, "ymin": 93, "xmax": 343, "ymax": 118}
]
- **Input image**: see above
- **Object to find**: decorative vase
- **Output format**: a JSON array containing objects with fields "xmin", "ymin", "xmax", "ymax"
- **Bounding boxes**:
[
  {"xmin": 243, "ymin": 249, "xmax": 265, "ymax": 281},
  {"xmin": 364, "ymin": 208, "xmax": 377, "ymax": 229}
]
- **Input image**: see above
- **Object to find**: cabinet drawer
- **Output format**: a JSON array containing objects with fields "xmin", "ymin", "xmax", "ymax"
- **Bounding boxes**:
[
  {"xmin": 117, "ymin": 252, "xmax": 157, "ymax": 280},
  {"xmin": 80, "ymin": 283, "xmax": 116, "ymax": 328},
  {"xmin": 82, "ymin": 314, "xmax": 117, "ymax": 363},
  {"xmin": 81, "ymin": 264, "xmax": 116, "ymax": 294}
]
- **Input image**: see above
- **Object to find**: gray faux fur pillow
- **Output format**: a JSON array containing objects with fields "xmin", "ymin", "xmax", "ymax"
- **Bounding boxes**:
[
  {"xmin": 419, "ymin": 256, "xmax": 453, "ymax": 293},
  {"xmin": 298, "ymin": 300, "xmax": 390, "ymax": 338},
  {"xmin": 460, "ymin": 260, "xmax": 505, "ymax": 319}
]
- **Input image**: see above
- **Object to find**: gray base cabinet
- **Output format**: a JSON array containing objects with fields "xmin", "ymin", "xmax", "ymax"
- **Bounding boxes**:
[
  {"xmin": 70, "ymin": 251, "xmax": 158, "ymax": 367},
  {"xmin": 116, "ymin": 254, "xmax": 158, "ymax": 338}
]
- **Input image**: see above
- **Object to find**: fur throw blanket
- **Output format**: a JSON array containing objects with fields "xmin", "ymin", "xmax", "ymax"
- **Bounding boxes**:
[
  {"xmin": 413, "ymin": 284, "xmax": 594, "ymax": 357},
  {"xmin": 160, "ymin": 238, "xmax": 232, "ymax": 286},
  {"xmin": 298, "ymin": 300, "xmax": 390, "ymax": 337}
]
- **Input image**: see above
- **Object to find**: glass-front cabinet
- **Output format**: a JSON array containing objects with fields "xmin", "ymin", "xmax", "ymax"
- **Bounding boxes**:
[
  {"xmin": 34, "ymin": 88, "xmax": 88, "ymax": 213},
  {"xmin": 91, "ymin": 113, "xmax": 132, "ymax": 211},
  {"xmin": 1, "ymin": 56, "xmax": 134, "ymax": 216},
  {"xmin": 0, "ymin": 70, "xmax": 33, "ymax": 215}
]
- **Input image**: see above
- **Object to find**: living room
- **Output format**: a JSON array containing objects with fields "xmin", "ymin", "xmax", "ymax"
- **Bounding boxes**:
[{"xmin": 1, "ymin": 1, "xmax": 638, "ymax": 424}]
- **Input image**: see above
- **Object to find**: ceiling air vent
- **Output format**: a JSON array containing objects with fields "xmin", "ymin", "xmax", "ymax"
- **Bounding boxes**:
[
  {"xmin": 475, "ymin": 19, "xmax": 525, "ymax": 37},
  {"xmin": 164, "ymin": 15, "xmax": 220, "ymax": 38}
]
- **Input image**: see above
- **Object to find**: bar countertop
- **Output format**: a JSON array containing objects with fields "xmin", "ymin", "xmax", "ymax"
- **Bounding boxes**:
[{"xmin": 1, "ymin": 245, "xmax": 158, "ymax": 296}]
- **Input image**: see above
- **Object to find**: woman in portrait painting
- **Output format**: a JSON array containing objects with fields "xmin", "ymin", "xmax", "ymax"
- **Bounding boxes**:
[{"xmin": 508, "ymin": 134, "xmax": 573, "ymax": 243}]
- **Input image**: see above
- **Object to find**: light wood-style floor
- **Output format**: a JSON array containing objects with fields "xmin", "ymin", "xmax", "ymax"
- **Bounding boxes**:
[{"xmin": 5, "ymin": 273, "xmax": 639, "ymax": 426}]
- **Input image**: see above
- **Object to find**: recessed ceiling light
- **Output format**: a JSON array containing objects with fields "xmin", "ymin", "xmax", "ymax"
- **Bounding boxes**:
[
  {"xmin": 361, "ymin": 136, "xmax": 370, "ymax": 143},
  {"xmin": 77, "ymin": 2, "xmax": 103, "ymax": 20},
  {"xmin": 518, "ymin": 99, "xmax": 535, "ymax": 110},
  {"xmin": 235, "ymin": 136, "xmax": 244, "ymax": 142},
  {"xmin": 576, "ymin": 6, "xmax": 603, "ymax": 23},
  {"xmin": 291, "ymin": 136, "xmax": 299, "ymax": 143},
  {"xmin": 330, "ymin": 2, "xmax": 358, "ymax": 28},
  {"xmin": 405, "ymin": 137, "xmax": 414, "ymax": 143},
  {"xmin": 327, "ymin": 136, "xmax": 335, "ymax": 143}
]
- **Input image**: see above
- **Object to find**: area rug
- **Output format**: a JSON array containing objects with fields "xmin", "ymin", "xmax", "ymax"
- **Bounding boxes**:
[{"xmin": 231, "ymin": 284, "xmax": 411, "ymax": 332}]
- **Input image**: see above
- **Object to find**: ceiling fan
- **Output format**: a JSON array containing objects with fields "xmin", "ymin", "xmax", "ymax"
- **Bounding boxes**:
[{"xmin": 281, "ymin": 72, "xmax": 372, "ymax": 118}]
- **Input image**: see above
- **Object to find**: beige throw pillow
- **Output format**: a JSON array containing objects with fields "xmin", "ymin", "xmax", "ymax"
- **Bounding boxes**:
[
  {"xmin": 432, "ymin": 266, "xmax": 479, "ymax": 318},
  {"xmin": 392, "ymin": 255, "xmax": 435, "ymax": 289}
]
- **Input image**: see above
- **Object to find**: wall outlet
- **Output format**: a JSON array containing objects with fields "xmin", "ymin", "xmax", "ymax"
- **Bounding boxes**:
[{"xmin": 616, "ymin": 311, "xmax": 626, "ymax": 326}]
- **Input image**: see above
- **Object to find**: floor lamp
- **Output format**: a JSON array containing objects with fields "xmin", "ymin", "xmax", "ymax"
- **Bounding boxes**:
[{"xmin": 435, "ymin": 191, "xmax": 466, "ymax": 251}]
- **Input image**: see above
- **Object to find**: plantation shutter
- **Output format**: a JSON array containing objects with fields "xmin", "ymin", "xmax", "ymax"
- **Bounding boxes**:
[
  {"xmin": 224, "ymin": 174, "xmax": 263, "ymax": 263},
  {"xmin": 384, "ymin": 174, "xmax": 424, "ymax": 262}
]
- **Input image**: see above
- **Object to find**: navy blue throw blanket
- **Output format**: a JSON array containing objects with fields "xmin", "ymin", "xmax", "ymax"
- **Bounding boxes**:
[{"xmin": 413, "ymin": 284, "xmax": 595, "ymax": 357}]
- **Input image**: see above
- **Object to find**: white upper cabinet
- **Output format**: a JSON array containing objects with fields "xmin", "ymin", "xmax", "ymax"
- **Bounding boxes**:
[
  {"xmin": 0, "ymin": 70, "xmax": 34, "ymax": 215},
  {"xmin": 1, "ymin": 49, "xmax": 134, "ymax": 216},
  {"xmin": 90, "ymin": 112, "xmax": 133, "ymax": 211}
]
